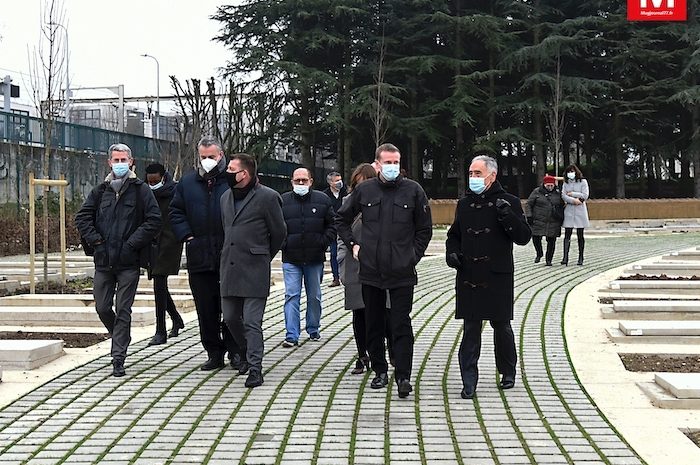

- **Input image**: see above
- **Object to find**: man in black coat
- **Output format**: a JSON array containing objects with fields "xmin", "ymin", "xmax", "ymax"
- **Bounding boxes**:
[
  {"xmin": 322, "ymin": 171, "xmax": 346, "ymax": 287},
  {"xmin": 445, "ymin": 155, "xmax": 531, "ymax": 399},
  {"xmin": 75, "ymin": 143, "xmax": 162, "ymax": 377},
  {"xmin": 336, "ymin": 143, "xmax": 433, "ymax": 398},
  {"xmin": 144, "ymin": 163, "xmax": 185, "ymax": 346},
  {"xmin": 169, "ymin": 136, "xmax": 240, "ymax": 371},
  {"xmin": 281, "ymin": 168, "xmax": 336, "ymax": 347}
]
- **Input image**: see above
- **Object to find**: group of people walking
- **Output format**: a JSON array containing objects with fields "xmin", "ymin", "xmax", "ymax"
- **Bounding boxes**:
[
  {"xmin": 78, "ymin": 137, "xmax": 590, "ymax": 400},
  {"xmin": 526, "ymin": 166, "xmax": 590, "ymax": 266}
]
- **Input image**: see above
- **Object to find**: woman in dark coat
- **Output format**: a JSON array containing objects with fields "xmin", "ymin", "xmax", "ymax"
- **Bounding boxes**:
[
  {"xmin": 337, "ymin": 163, "xmax": 378, "ymax": 374},
  {"xmin": 145, "ymin": 163, "xmax": 184, "ymax": 345},
  {"xmin": 526, "ymin": 174, "xmax": 564, "ymax": 266}
]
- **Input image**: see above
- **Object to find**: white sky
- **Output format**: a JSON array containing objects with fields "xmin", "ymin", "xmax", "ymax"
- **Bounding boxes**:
[{"xmin": 0, "ymin": 0, "xmax": 238, "ymax": 114}]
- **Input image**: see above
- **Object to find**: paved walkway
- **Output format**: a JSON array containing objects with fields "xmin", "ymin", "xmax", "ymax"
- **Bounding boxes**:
[{"xmin": 0, "ymin": 233, "xmax": 699, "ymax": 465}]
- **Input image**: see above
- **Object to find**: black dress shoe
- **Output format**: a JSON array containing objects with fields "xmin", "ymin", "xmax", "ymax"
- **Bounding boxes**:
[
  {"xmin": 148, "ymin": 334, "xmax": 167, "ymax": 346},
  {"xmin": 245, "ymin": 369, "xmax": 264, "ymax": 388},
  {"xmin": 397, "ymin": 379, "xmax": 413, "ymax": 398},
  {"xmin": 534, "ymin": 255, "xmax": 542, "ymax": 263},
  {"xmin": 201, "ymin": 356, "xmax": 225, "ymax": 371},
  {"xmin": 370, "ymin": 372, "xmax": 389, "ymax": 389},
  {"xmin": 460, "ymin": 386, "xmax": 475, "ymax": 399},
  {"xmin": 545, "ymin": 262, "xmax": 552, "ymax": 266},
  {"xmin": 112, "ymin": 360, "xmax": 126, "ymax": 377},
  {"xmin": 169, "ymin": 321, "xmax": 184, "ymax": 338},
  {"xmin": 500, "ymin": 375, "xmax": 515, "ymax": 390},
  {"xmin": 230, "ymin": 353, "xmax": 242, "ymax": 370},
  {"xmin": 238, "ymin": 360, "xmax": 250, "ymax": 376}
]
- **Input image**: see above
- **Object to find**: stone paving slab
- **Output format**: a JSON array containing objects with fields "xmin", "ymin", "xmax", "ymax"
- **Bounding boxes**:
[
  {"xmin": 654, "ymin": 373, "xmax": 700, "ymax": 399},
  {"xmin": 0, "ymin": 340, "xmax": 64, "ymax": 370},
  {"xmin": 0, "ymin": 233, "xmax": 699, "ymax": 464}
]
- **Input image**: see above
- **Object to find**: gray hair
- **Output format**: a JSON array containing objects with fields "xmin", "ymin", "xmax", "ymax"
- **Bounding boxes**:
[
  {"xmin": 472, "ymin": 155, "xmax": 498, "ymax": 174},
  {"xmin": 197, "ymin": 135, "xmax": 223, "ymax": 152},
  {"xmin": 108, "ymin": 143, "xmax": 132, "ymax": 158},
  {"xmin": 326, "ymin": 171, "xmax": 341, "ymax": 181}
]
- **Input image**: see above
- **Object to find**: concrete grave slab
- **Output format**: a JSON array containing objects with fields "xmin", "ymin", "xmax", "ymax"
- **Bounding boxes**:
[
  {"xmin": 0, "ymin": 306, "xmax": 156, "ymax": 327},
  {"xmin": 655, "ymin": 373, "xmax": 700, "ymax": 399},
  {"xmin": 0, "ymin": 339, "xmax": 64, "ymax": 369}
]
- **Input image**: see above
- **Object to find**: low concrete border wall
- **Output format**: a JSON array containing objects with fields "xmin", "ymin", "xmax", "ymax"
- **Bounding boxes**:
[{"xmin": 430, "ymin": 198, "xmax": 700, "ymax": 225}]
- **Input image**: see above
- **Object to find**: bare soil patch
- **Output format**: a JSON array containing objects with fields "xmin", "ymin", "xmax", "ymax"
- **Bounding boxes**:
[
  {"xmin": 618, "ymin": 273, "xmax": 700, "ymax": 281},
  {"xmin": 619, "ymin": 353, "xmax": 700, "ymax": 373},
  {"xmin": 0, "ymin": 330, "xmax": 109, "ymax": 348},
  {"xmin": 685, "ymin": 431, "xmax": 700, "ymax": 449},
  {"xmin": 0, "ymin": 278, "xmax": 93, "ymax": 297}
]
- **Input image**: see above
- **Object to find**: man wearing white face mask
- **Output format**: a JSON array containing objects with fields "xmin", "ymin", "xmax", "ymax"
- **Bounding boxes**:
[
  {"xmin": 336, "ymin": 143, "xmax": 432, "ymax": 399},
  {"xmin": 76, "ymin": 144, "xmax": 162, "ymax": 377},
  {"xmin": 280, "ymin": 168, "xmax": 336, "ymax": 347},
  {"xmin": 445, "ymin": 155, "xmax": 531, "ymax": 399},
  {"xmin": 170, "ymin": 136, "xmax": 241, "ymax": 371},
  {"xmin": 322, "ymin": 171, "xmax": 346, "ymax": 287}
]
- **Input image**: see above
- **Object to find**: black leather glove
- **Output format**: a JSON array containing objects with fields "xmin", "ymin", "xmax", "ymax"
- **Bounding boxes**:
[
  {"xmin": 446, "ymin": 252, "xmax": 463, "ymax": 269},
  {"xmin": 496, "ymin": 198, "xmax": 512, "ymax": 220}
]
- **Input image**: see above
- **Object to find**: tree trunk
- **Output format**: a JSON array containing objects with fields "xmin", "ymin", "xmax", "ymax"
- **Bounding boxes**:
[
  {"xmin": 456, "ymin": 125, "xmax": 466, "ymax": 198},
  {"xmin": 693, "ymin": 105, "xmax": 700, "ymax": 198},
  {"xmin": 299, "ymin": 97, "xmax": 314, "ymax": 168},
  {"xmin": 614, "ymin": 111, "xmax": 625, "ymax": 198},
  {"xmin": 410, "ymin": 134, "xmax": 420, "ymax": 182}
]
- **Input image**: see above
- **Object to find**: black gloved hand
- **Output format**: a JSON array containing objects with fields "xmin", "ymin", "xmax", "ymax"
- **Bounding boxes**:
[
  {"xmin": 446, "ymin": 252, "xmax": 463, "ymax": 269},
  {"xmin": 496, "ymin": 198, "xmax": 512, "ymax": 220}
]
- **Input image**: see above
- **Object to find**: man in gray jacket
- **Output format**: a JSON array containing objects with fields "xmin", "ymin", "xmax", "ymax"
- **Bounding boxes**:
[{"xmin": 220, "ymin": 153, "xmax": 286, "ymax": 388}]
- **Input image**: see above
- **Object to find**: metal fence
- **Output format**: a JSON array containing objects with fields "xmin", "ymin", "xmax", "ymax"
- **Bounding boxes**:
[{"xmin": 0, "ymin": 110, "xmax": 166, "ymax": 161}]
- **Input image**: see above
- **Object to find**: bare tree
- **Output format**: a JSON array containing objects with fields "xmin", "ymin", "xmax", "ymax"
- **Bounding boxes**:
[
  {"xmin": 371, "ymin": 27, "xmax": 389, "ymax": 147},
  {"xmin": 546, "ymin": 52, "xmax": 567, "ymax": 177},
  {"xmin": 171, "ymin": 77, "xmax": 212, "ymax": 177},
  {"xmin": 27, "ymin": 0, "xmax": 67, "ymax": 291}
]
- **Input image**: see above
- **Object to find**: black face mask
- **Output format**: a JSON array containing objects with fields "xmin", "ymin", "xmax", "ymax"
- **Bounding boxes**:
[{"xmin": 226, "ymin": 171, "xmax": 242, "ymax": 189}]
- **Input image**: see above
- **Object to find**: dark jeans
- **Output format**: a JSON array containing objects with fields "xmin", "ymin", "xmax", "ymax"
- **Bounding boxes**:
[
  {"xmin": 459, "ymin": 320, "xmax": 517, "ymax": 390},
  {"xmin": 329, "ymin": 240, "xmax": 339, "ymax": 280},
  {"xmin": 188, "ymin": 270, "xmax": 239, "ymax": 359},
  {"xmin": 153, "ymin": 275, "xmax": 184, "ymax": 336},
  {"xmin": 532, "ymin": 235, "xmax": 557, "ymax": 263},
  {"xmin": 362, "ymin": 284, "xmax": 414, "ymax": 380},
  {"xmin": 221, "ymin": 296, "xmax": 267, "ymax": 371},
  {"xmin": 93, "ymin": 268, "xmax": 140, "ymax": 361}
]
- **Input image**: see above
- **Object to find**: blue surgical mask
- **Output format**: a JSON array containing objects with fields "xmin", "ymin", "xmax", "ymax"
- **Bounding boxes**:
[
  {"xmin": 293, "ymin": 185, "xmax": 310, "ymax": 196},
  {"xmin": 149, "ymin": 180, "xmax": 164, "ymax": 190},
  {"xmin": 567, "ymin": 172, "xmax": 576, "ymax": 180},
  {"xmin": 335, "ymin": 181, "xmax": 343, "ymax": 190},
  {"xmin": 112, "ymin": 162, "xmax": 130, "ymax": 178},
  {"xmin": 381, "ymin": 164, "xmax": 400, "ymax": 181},
  {"xmin": 469, "ymin": 177, "xmax": 486, "ymax": 194}
]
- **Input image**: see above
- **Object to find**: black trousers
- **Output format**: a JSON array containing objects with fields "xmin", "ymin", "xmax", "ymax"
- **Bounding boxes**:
[
  {"xmin": 532, "ymin": 235, "xmax": 557, "ymax": 263},
  {"xmin": 362, "ymin": 284, "xmax": 414, "ymax": 380},
  {"xmin": 352, "ymin": 307, "xmax": 393, "ymax": 360},
  {"xmin": 188, "ymin": 270, "xmax": 239, "ymax": 359},
  {"xmin": 153, "ymin": 275, "xmax": 184, "ymax": 336},
  {"xmin": 459, "ymin": 320, "xmax": 517, "ymax": 389}
]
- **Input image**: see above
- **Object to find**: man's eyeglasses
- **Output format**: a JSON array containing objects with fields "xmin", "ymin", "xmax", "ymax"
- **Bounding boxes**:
[{"xmin": 292, "ymin": 178, "xmax": 310, "ymax": 185}]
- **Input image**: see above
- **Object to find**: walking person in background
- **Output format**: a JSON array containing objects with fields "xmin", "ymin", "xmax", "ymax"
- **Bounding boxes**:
[
  {"xmin": 144, "ymin": 163, "xmax": 185, "ymax": 346},
  {"xmin": 280, "ymin": 168, "xmax": 336, "ymax": 347},
  {"xmin": 561, "ymin": 164, "xmax": 590, "ymax": 266},
  {"xmin": 526, "ymin": 174, "xmax": 564, "ymax": 266},
  {"xmin": 219, "ymin": 154, "xmax": 286, "ymax": 388},
  {"xmin": 445, "ymin": 155, "xmax": 531, "ymax": 399},
  {"xmin": 76, "ymin": 143, "xmax": 162, "ymax": 377},
  {"xmin": 337, "ymin": 143, "xmax": 432, "ymax": 398},
  {"xmin": 337, "ymin": 163, "xmax": 377, "ymax": 374},
  {"xmin": 169, "ymin": 136, "xmax": 241, "ymax": 371},
  {"xmin": 323, "ymin": 171, "xmax": 347, "ymax": 287}
]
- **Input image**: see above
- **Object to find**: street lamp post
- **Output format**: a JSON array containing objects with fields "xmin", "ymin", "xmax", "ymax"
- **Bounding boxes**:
[
  {"xmin": 141, "ymin": 53, "xmax": 160, "ymax": 139},
  {"xmin": 49, "ymin": 22, "xmax": 70, "ymax": 122}
]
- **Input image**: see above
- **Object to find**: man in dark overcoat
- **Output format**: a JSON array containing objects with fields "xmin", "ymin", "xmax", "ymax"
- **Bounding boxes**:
[
  {"xmin": 445, "ymin": 155, "xmax": 531, "ymax": 399},
  {"xmin": 219, "ymin": 153, "xmax": 286, "ymax": 388}
]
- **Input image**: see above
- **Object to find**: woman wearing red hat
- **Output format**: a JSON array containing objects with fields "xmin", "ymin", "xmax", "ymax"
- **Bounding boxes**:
[{"xmin": 526, "ymin": 174, "xmax": 565, "ymax": 265}]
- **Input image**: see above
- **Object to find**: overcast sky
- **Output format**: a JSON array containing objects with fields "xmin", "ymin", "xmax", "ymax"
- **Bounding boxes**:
[{"xmin": 0, "ymin": 0, "xmax": 237, "ymax": 113}]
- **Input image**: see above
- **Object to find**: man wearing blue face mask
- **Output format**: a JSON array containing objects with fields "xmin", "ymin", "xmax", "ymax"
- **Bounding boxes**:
[
  {"xmin": 322, "ymin": 171, "xmax": 347, "ymax": 287},
  {"xmin": 336, "ymin": 143, "xmax": 432, "ymax": 399},
  {"xmin": 445, "ymin": 155, "xmax": 531, "ymax": 399},
  {"xmin": 76, "ymin": 143, "xmax": 162, "ymax": 377},
  {"xmin": 280, "ymin": 168, "xmax": 336, "ymax": 347}
]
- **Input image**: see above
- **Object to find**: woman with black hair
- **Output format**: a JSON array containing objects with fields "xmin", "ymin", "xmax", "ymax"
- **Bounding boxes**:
[{"xmin": 561, "ymin": 164, "xmax": 590, "ymax": 266}]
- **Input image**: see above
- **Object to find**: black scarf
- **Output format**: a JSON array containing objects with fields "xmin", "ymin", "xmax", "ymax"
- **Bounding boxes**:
[{"xmin": 232, "ymin": 175, "xmax": 258, "ymax": 200}]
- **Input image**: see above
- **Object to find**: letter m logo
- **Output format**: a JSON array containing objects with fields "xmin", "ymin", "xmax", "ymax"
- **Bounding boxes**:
[{"xmin": 628, "ymin": 0, "xmax": 687, "ymax": 21}]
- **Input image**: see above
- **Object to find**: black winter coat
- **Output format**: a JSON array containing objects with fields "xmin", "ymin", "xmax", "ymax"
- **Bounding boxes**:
[
  {"xmin": 526, "ymin": 185, "xmax": 563, "ymax": 238},
  {"xmin": 75, "ymin": 174, "xmax": 162, "ymax": 272},
  {"xmin": 281, "ymin": 190, "xmax": 336, "ymax": 265},
  {"xmin": 149, "ymin": 173, "xmax": 183, "ymax": 277},
  {"xmin": 445, "ymin": 181, "xmax": 531, "ymax": 321},
  {"xmin": 169, "ymin": 169, "xmax": 229, "ymax": 273},
  {"xmin": 322, "ymin": 185, "xmax": 347, "ymax": 214},
  {"xmin": 336, "ymin": 176, "xmax": 433, "ymax": 289}
]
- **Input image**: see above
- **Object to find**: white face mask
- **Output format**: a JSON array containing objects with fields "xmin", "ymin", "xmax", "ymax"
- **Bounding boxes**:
[
  {"xmin": 149, "ymin": 180, "xmax": 164, "ymax": 190},
  {"xmin": 566, "ymin": 172, "xmax": 576, "ymax": 180},
  {"xmin": 293, "ymin": 185, "xmax": 310, "ymax": 196},
  {"xmin": 201, "ymin": 157, "xmax": 218, "ymax": 173}
]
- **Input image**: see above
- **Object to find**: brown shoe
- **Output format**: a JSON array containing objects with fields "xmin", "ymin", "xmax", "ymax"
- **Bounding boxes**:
[{"xmin": 328, "ymin": 279, "xmax": 340, "ymax": 287}]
